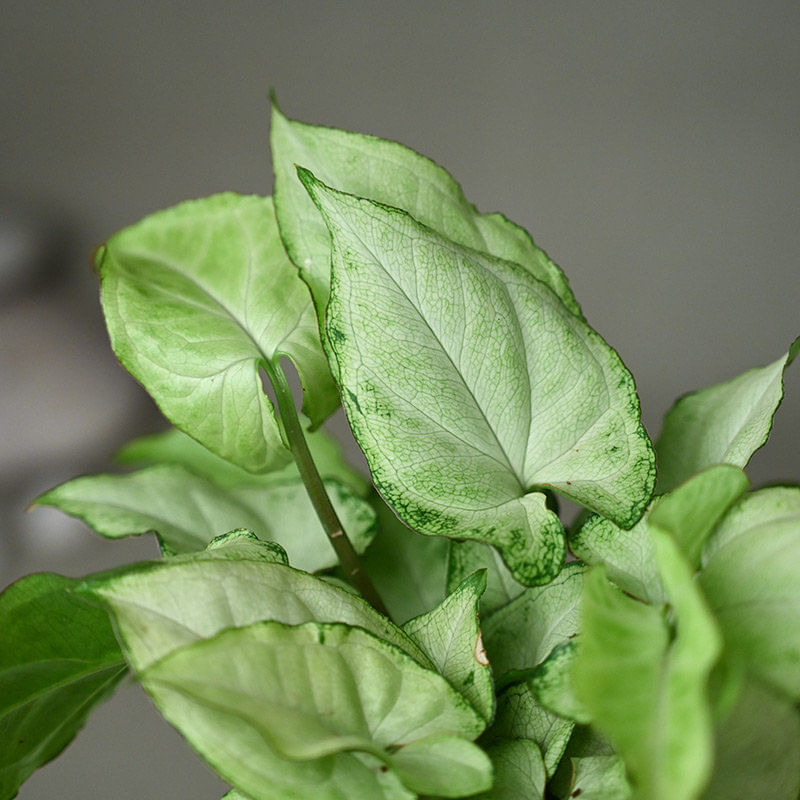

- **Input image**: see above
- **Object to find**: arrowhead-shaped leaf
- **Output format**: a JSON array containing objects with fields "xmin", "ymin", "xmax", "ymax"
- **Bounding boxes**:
[
  {"xmin": 486, "ymin": 683, "xmax": 573, "ymax": 776},
  {"xmin": 402, "ymin": 571, "xmax": 494, "ymax": 722},
  {"xmin": 140, "ymin": 621, "xmax": 486, "ymax": 800},
  {"xmin": 299, "ymin": 172, "xmax": 654, "ymax": 585},
  {"xmin": 35, "ymin": 463, "xmax": 375, "ymax": 573},
  {"xmin": 474, "ymin": 739, "xmax": 546, "ymax": 800},
  {"xmin": 0, "ymin": 574, "xmax": 126, "ymax": 799},
  {"xmin": 699, "ymin": 486, "xmax": 800, "ymax": 699},
  {"xmin": 99, "ymin": 193, "xmax": 337, "ymax": 474},
  {"xmin": 270, "ymin": 103, "xmax": 581, "ymax": 325},
  {"xmin": 483, "ymin": 564, "xmax": 585, "ymax": 679},
  {"xmin": 116, "ymin": 425, "xmax": 369, "ymax": 497},
  {"xmin": 82, "ymin": 534, "xmax": 430, "ymax": 673},
  {"xmin": 655, "ymin": 338, "xmax": 799, "ymax": 492},
  {"xmin": 447, "ymin": 540, "xmax": 525, "ymax": 615},
  {"xmin": 574, "ymin": 532, "xmax": 722, "ymax": 800}
]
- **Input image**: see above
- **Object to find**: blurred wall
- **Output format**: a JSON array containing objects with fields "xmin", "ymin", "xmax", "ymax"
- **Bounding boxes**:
[{"xmin": 1, "ymin": 2, "xmax": 798, "ymax": 797}]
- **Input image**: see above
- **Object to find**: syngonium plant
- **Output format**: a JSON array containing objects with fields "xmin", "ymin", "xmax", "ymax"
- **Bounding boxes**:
[{"xmin": 2, "ymin": 99, "xmax": 798, "ymax": 800}]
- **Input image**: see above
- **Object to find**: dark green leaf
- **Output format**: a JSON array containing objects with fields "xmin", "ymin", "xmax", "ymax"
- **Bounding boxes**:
[
  {"xmin": 362, "ymin": 495, "xmax": 449, "ymax": 623},
  {"xmin": 0, "ymin": 574, "xmax": 126, "ymax": 799}
]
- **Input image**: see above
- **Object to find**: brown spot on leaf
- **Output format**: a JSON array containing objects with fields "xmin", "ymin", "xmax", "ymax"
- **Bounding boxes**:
[{"xmin": 474, "ymin": 631, "xmax": 489, "ymax": 666}]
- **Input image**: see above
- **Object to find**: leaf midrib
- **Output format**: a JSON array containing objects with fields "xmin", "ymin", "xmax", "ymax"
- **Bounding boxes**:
[{"xmin": 332, "ymin": 212, "xmax": 526, "ymax": 489}]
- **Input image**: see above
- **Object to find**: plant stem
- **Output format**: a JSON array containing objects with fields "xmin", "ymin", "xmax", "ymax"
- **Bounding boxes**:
[{"xmin": 267, "ymin": 360, "xmax": 390, "ymax": 618}]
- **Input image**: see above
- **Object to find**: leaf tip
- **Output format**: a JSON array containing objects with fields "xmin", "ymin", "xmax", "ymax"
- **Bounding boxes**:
[{"xmin": 788, "ymin": 335, "xmax": 800, "ymax": 366}]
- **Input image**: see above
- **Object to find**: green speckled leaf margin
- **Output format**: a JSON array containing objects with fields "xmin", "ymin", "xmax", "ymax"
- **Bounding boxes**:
[{"xmin": 299, "ymin": 171, "xmax": 654, "ymax": 585}]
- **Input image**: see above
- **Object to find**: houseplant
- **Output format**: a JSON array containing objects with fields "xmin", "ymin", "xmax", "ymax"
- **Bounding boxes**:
[{"xmin": 2, "ymin": 100, "xmax": 798, "ymax": 799}]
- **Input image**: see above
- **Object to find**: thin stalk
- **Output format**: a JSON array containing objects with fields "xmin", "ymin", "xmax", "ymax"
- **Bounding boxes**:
[{"xmin": 267, "ymin": 361, "xmax": 389, "ymax": 618}]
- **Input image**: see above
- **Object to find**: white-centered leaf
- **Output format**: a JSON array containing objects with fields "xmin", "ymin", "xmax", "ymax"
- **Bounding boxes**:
[
  {"xmin": 141, "ymin": 621, "xmax": 486, "ymax": 800},
  {"xmin": 573, "ymin": 533, "xmax": 722, "ymax": 800},
  {"xmin": 655, "ymin": 338, "xmax": 799, "ymax": 492},
  {"xmin": 0, "ymin": 574, "xmax": 126, "ymax": 799},
  {"xmin": 299, "ymin": 172, "xmax": 654, "ymax": 585},
  {"xmin": 487, "ymin": 683, "xmax": 573, "ymax": 777},
  {"xmin": 116, "ymin": 425, "xmax": 369, "ymax": 497},
  {"xmin": 270, "ymin": 103, "xmax": 581, "ymax": 326},
  {"xmin": 402, "ymin": 571, "xmax": 494, "ymax": 722},
  {"xmin": 82, "ymin": 534, "xmax": 430, "ymax": 673},
  {"xmin": 447, "ymin": 540, "xmax": 525, "ymax": 615},
  {"xmin": 483, "ymin": 564, "xmax": 585, "ymax": 678},
  {"xmin": 474, "ymin": 739, "xmax": 546, "ymax": 800},
  {"xmin": 99, "ymin": 193, "xmax": 338, "ymax": 474},
  {"xmin": 699, "ymin": 486, "xmax": 800, "ymax": 699},
  {"xmin": 35, "ymin": 464, "xmax": 375, "ymax": 573}
]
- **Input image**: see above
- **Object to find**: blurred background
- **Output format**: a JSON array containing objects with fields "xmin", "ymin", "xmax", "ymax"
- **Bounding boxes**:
[{"xmin": 2, "ymin": 2, "xmax": 798, "ymax": 797}]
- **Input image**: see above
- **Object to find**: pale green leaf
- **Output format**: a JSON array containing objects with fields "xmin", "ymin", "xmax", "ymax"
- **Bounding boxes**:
[
  {"xmin": 527, "ymin": 641, "xmax": 590, "ymax": 724},
  {"xmin": 699, "ymin": 487, "xmax": 800, "ymax": 699},
  {"xmin": 82, "ymin": 542, "xmax": 430, "ymax": 673},
  {"xmin": 389, "ymin": 735, "xmax": 493, "ymax": 797},
  {"xmin": 474, "ymin": 739, "xmax": 546, "ymax": 800},
  {"xmin": 549, "ymin": 726, "xmax": 632, "ymax": 800},
  {"xmin": 300, "ymin": 172, "xmax": 654, "ymax": 585},
  {"xmin": 0, "ymin": 574, "xmax": 126, "ymax": 799},
  {"xmin": 447, "ymin": 540, "xmax": 524, "ymax": 615},
  {"xmin": 35, "ymin": 464, "xmax": 375, "ymax": 573},
  {"xmin": 566, "ymin": 756, "xmax": 632, "ymax": 800},
  {"xmin": 648, "ymin": 465, "xmax": 749, "ymax": 567},
  {"xmin": 569, "ymin": 504, "xmax": 664, "ymax": 604},
  {"xmin": 704, "ymin": 678, "xmax": 800, "ymax": 800},
  {"xmin": 655, "ymin": 338, "xmax": 799, "ymax": 492},
  {"xmin": 362, "ymin": 495, "xmax": 449, "ymax": 623},
  {"xmin": 571, "ymin": 464, "xmax": 748, "ymax": 601},
  {"xmin": 99, "ymin": 193, "xmax": 337, "ymax": 474},
  {"xmin": 483, "ymin": 564, "xmax": 584, "ymax": 678},
  {"xmin": 574, "ymin": 532, "xmax": 722, "ymax": 800},
  {"xmin": 116, "ymin": 425, "xmax": 369, "ymax": 496},
  {"xmin": 701, "ymin": 484, "xmax": 800, "ymax": 563},
  {"xmin": 402, "ymin": 571, "xmax": 494, "ymax": 722},
  {"xmin": 270, "ymin": 103, "xmax": 581, "ymax": 325},
  {"xmin": 486, "ymin": 683, "xmax": 573, "ymax": 776},
  {"xmin": 141, "ymin": 621, "xmax": 485, "ymax": 800}
]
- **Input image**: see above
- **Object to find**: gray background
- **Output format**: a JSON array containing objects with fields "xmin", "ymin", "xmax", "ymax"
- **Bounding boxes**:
[{"xmin": 1, "ymin": 2, "xmax": 798, "ymax": 797}]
